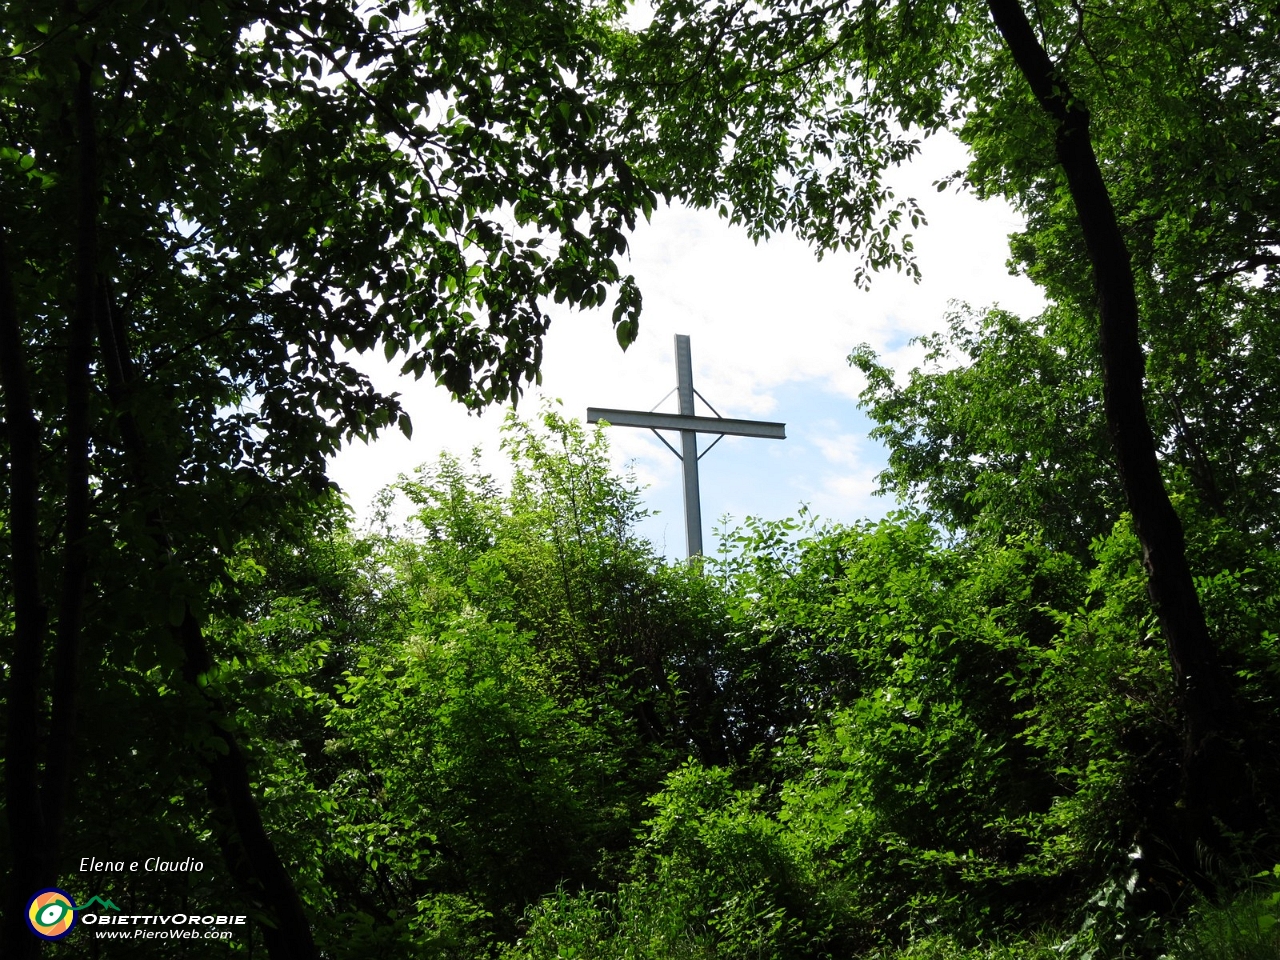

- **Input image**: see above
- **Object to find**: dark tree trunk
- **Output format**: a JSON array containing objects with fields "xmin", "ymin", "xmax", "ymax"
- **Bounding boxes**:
[
  {"xmin": 0, "ymin": 221, "xmax": 50, "ymax": 960},
  {"xmin": 95, "ymin": 294, "xmax": 319, "ymax": 960},
  {"xmin": 985, "ymin": 0, "xmax": 1247, "ymax": 876},
  {"xmin": 2, "ymin": 52, "xmax": 316, "ymax": 958},
  {"xmin": 45, "ymin": 57, "xmax": 98, "ymax": 864},
  {"xmin": 1, "ymin": 60, "xmax": 99, "ymax": 960},
  {"xmin": 181, "ymin": 615, "xmax": 321, "ymax": 960}
]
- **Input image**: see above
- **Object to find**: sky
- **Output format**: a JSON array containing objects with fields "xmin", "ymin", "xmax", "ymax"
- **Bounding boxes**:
[{"xmin": 327, "ymin": 132, "xmax": 1046, "ymax": 558}]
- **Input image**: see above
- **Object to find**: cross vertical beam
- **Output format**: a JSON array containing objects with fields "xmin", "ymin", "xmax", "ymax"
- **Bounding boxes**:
[{"xmin": 674, "ymin": 335, "xmax": 703, "ymax": 557}]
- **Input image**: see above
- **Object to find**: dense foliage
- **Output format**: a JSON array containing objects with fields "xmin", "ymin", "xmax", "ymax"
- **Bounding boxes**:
[
  {"xmin": 6, "ymin": 0, "xmax": 1280, "ymax": 956},
  {"xmin": 28, "ymin": 410, "xmax": 1277, "ymax": 958},
  {"xmin": 1, "ymin": 0, "xmax": 654, "ymax": 954}
]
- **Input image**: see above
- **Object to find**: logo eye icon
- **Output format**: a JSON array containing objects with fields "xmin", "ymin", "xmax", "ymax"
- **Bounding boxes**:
[
  {"xmin": 36, "ymin": 901, "xmax": 71, "ymax": 927},
  {"xmin": 25, "ymin": 889, "xmax": 78, "ymax": 941}
]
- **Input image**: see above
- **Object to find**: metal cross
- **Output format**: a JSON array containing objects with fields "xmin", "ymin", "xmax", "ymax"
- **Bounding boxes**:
[{"xmin": 588, "ymin": 334, "xmax": 786, "ymax": 557}]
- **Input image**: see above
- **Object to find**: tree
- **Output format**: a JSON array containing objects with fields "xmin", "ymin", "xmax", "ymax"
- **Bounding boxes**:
[
  {"xmin": 508, "ymin": 503, "xmax": 1280, "ymax": 957},
  {"xmin": 0, "ymin": 1, "xmax": 656, "ymax": 955},
  {"xmin": 850, "ymin": 305, "xmax": 1120, "ymax": 558},
  {"xmin": 980, "ymin": 0, "xmax": 1244, "ymax": 865},
  {"xmin": 176, "ymin": 415, "xmax": 1280, "ymax": 958},
  {"xmin": 963, "ymin": 0, "xmax": 1280, "ymax": 540},
  {"xmin": 7, "ymin": 0, "xmax": 1278, "ymax": 951},
  {"xmin": 851, "ymin": 293, "xmax": 1280, "ymax": 559},
  {"xmin": 203, "ymin": 412, "xmax": 756, "ymax": 955},
  {"xmin": 606, "ymin": 0, "xmax": 1278, "ymax": 873}
]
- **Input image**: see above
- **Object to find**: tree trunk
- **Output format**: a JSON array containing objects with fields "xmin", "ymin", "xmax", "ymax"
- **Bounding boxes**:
[
  {"xmin": 0, "ymin": 220, "xmax": 51, "ymax": 960},
  {"xmin": 985, "ymin": 0, "xmax": 1247, "ymax": 877},
  {"xmin": 1, "ymin": 60, "xmax": 99, "ymax": 960},
  {"xmin": 1, "ymin": 52, "xmax": 317, "ymax": 957},
  {"xmin": 95, "ymin": 291, "xmax": 319, "ymax": 960},
  {"xmin": 45, "ymin": 56, "xmax": 98, "ymax": 866}
]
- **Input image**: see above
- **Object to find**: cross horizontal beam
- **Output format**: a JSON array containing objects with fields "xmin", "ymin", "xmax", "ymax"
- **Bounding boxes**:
[{"xmin": 586, "ymin": 407, "xmax": 786, "ymax": 440}]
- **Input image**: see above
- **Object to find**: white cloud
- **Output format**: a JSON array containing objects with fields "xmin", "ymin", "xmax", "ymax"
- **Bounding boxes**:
[
  {"xmin": 328, "ymin": 131, "xmax": 1044, "ymax": 547},
  {"xmin": 811, "ymin": 429, "xmax": 873, "ymax": 470}
]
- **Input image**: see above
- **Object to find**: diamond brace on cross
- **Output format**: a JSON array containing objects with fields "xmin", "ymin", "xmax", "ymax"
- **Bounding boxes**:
[{"xmin": 588, "ymin": 334, "xmax": 786, "ymax": 558}]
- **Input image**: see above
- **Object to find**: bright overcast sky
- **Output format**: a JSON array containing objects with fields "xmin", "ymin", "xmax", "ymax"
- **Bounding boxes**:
[{"xmin": 328, "ymin": 132, "xmax": 1046, "ymax": 558}]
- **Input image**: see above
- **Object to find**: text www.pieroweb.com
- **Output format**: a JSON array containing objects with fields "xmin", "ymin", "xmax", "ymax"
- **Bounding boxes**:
[{"xmin": 83, "ymin": 913, "xmax": 245, "ymax": 940}]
